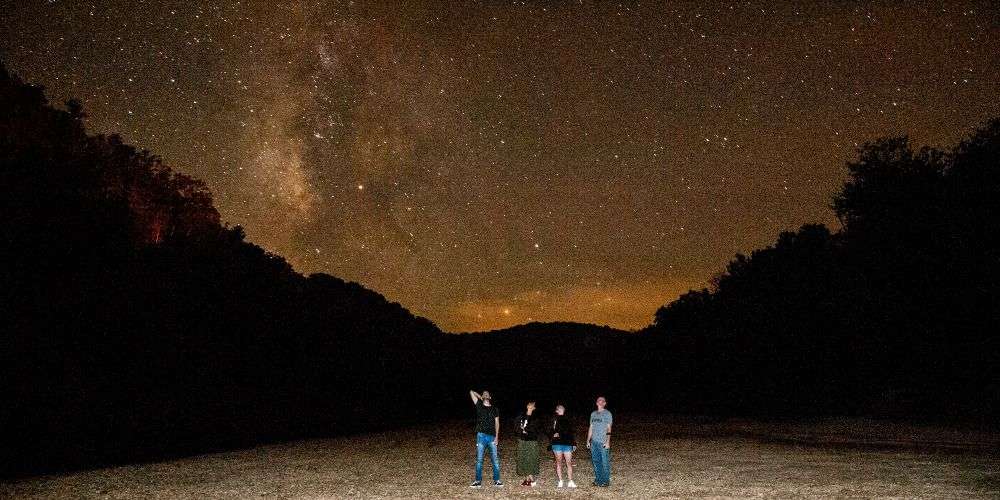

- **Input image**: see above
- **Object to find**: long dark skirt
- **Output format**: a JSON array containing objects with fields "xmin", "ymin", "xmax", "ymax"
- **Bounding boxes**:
[{"xmin": 516, "ymin": 439, "xmax": 540, "ymax": 476}]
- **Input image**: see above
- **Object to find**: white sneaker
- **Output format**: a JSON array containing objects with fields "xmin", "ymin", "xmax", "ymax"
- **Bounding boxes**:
[
  {"xmin": 557, "ymin": 480, "xmax": 564, "ymax": 488},
  {"xmin": 530, "ymin": 480, "xmax": 537, "ymax": 487},
  {"xmin": 567, "ymin": 480, "xmax": 577, "ymax": 488}
]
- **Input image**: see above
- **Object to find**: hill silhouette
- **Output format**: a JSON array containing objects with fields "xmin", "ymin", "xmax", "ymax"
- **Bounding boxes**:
[
  {"xmin": 1, "ymin": 61, "xmax": 452, "ymax": 477},
  {"xmin": 455, "ymin": 322, "xmax": 629, "ymax": 412},
  {"xmin": 2, "ymin": 60, "xmax": 998, "ymax": 478},
  {"xmin": 635, "ymin": 125, "xmax": 1000, "ymax": 418}
]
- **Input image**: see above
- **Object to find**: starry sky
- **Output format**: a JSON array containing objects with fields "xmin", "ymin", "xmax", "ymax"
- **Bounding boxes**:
[{"xmin": 3, "ymin": 1, "xmax": 998, "ymax": 332}]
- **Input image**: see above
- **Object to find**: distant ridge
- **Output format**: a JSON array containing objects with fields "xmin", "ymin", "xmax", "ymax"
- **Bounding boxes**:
[{"xmin": 455, "ymin": 320, "xmax": 631, "ymax": 336}]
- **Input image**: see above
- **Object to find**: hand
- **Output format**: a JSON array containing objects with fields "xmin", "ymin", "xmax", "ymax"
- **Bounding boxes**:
[
  {"xmin": 603, "ymin": 442, "xmax": 610, "ymax": 449},
  {"xmin": 492, "ymin": 438, "xmax": 498, "ymax": 446},
  {"xmin": 586, "ymin": 442, "xmax": 591, "ymax": 449},
  {"xmin": 553, "ymin": 433, "xmax": 559, "ymax": 438}
]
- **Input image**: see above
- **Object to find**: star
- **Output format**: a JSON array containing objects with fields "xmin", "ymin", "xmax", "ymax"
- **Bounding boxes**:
[{"xmin": 3, "ymin": 1, "xmax": 996, "ymax": 332}]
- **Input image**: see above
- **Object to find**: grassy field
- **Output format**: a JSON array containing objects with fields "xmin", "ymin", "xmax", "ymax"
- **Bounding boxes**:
[{"xmin": 4, "ymin": 417, "xmax": 998, "ymax": 499}]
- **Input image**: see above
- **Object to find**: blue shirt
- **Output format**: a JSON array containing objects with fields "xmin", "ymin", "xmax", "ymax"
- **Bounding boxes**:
[{"xmin": 589, "ymin": 409, "xmax": 612, "ymax": 444}]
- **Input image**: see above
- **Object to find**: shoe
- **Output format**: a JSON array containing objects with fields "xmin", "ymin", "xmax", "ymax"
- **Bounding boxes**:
[
  {"xmin": 494, "ymin": 480, "xmax": 504, "ymax": 488},
  {"xmin": 530, "ymin": 480, "xmax": 537, "ymax": 487},
  {"xmin": 557, "ymin": 480, "xmax": 564, "ymax": 488},
  {"xmin": 520, "ymin": 479, "xmax": 529, "ymax": 487},
  {"xmin": 567, "ymin": 480, "xmax": 577, "ymax": 488},
  {"xmin": 470, "ymin": 481, "xmax": 482, "ymax": 488}
]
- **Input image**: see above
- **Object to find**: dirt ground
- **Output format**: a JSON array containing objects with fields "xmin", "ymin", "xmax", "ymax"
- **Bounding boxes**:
[{"xmin": 4, "ymin": 417, "xmax": 998, "ymax": 499}]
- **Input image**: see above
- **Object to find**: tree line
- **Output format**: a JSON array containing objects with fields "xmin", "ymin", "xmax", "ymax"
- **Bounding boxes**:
[
  {"xmin": 635, "ymin": 125, "xmax": 999, "ymax": 418},
  {"xmin": 2, "ymin": 61, "xmax": 997, "ymax": 477}
]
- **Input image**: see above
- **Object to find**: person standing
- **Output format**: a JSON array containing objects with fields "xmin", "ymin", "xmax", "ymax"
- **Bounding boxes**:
[
  {"xmin": 469, "ymin": 390, "xmax": 503, "ymax": 488},
  {"xmin": 587, "ymin": 396, "xmax": 613, "ymax": 487},
  {"xmin": 549, "ymin": 403, "xmax": 577, "ymax": 488},
  {"xmin": 515, "ymin": 400, "xmax": 541, "ymax": 487}
]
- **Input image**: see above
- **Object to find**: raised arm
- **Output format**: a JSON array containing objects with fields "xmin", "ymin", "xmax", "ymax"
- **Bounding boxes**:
[{"xmin": 470, "ymin": 390, "xmax": 481, "ymax": 405}]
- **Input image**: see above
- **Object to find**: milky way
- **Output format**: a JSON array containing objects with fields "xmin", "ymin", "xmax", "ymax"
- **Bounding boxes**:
[{"xmin": 3, "ymin": 2, "xmax": 998, "ymax": 331}]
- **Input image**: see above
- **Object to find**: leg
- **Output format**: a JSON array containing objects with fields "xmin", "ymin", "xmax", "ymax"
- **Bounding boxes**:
[
  {"xmin": 487, "ymin": 439, "xmax": 501, "ymax": 482},
  {"xmin": 591, "ymin": 441, "xmax": 607, "ymax": 485},
  {"xmin": 594, "ymin": 443, "xmax": 611, "ymax": 485},
  {"xmin": 604, "ymin": 448, "xmax": 611, "ymax": 486},
  {"xmin": 475, "ymin": 437, "xmax": 485, "ymax": 482},
  {"xmin": 553, "ymin": 451, "xmax": 563, "ymax": 481},
  {"xmin": 564, "ymin": 450, "xmax": 573, "ymax": 481},
  {"xmin": 590, "ymin": 443, "xmax": 597, "ymax": 483}
]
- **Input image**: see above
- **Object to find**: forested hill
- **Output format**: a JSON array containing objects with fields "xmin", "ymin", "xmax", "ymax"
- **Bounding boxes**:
[
  {"xmin": 4, "ymin": 57, "xmax": 999, "ymax": 479},
  {"xmin": 461, "ymin": 321, "xmax": 629, "ymax": 336},
  {"xmin": 453, "ymin": 322, "xmax": 631, "ymax": 413},
  {"xmin": 0, "ymin": 60, "xmax": 454, "ymax": 477},
  {"xmin": 637, "ymin": 119, "xmax": 1000, "ymax": 418}
]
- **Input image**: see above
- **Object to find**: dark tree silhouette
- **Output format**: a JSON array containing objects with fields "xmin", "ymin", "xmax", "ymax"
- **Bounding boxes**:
[
  {"xmin": 642, "ymin": 119, "xmax": 1000, "ymax": 419},
  {"xmin": 3, "ymin": 58, "xmax": 998, "ymax": 478},
  {"xmin": 0, "ymin": 61, "xmax": 460, "ymax": 477}
]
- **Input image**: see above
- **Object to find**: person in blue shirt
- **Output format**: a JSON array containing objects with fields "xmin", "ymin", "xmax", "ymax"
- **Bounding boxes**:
[{"xmin": 587, "ymin": 396, "xmax": 613, "ymax": 487}]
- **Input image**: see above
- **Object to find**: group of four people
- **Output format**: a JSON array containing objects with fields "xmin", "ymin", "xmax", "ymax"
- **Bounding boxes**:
[{"xmin": 469, "ymin": 390, "xmax": 613, "ymax": 489}]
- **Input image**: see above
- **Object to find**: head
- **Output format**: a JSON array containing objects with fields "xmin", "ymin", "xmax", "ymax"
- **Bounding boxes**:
[
  {"xmin": 596, "ymin": 396, "xmax": 607, "ymax": 410},
  {"xmin": 525, "ymin": 400, "xmax": 536, "ymax": 412},
  {"xmin": 555, "ymin": 404, "xmax": 565, "ymax": 415},
  {"xmin": 481, "ymin": 390, "xmax": 492, "ymax": 403}
]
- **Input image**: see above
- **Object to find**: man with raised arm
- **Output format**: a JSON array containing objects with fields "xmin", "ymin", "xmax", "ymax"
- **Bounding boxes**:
[
  {"xmin": 586, "ymin": 396, "xmax": 613, "ymax": 487},
  {"xmin": 469, "ymin": 390, "xmax": 503, "ymax": 488}
]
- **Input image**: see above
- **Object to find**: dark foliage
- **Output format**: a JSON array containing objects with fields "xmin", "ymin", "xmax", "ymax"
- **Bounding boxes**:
[
  {"xmin": 0, "ymin": 62, "xmax": 454, "ymax": 477},
  {"xmin": 640, "ymin": 121, "xmax": 1000, "ymax": 419},
  {"xmin": 455, "ymin": 322, "xmax": 628, "ymax": 412},
  {"xmin": 3, "ymin": 60, "xmax": 997, "ymax": 478}
]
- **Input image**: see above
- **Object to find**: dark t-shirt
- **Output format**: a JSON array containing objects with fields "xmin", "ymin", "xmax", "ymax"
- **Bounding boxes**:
[
  {"xmin": 550, "ymin": 414, "xmax": 575, "ymax": 446},
  {"xmin": 475, "ymin": 400, "xmax": 498, "ymax": 435},
  {"xmin": 516, "ymin": 412, "xmax": 540, "ymax": 441}
]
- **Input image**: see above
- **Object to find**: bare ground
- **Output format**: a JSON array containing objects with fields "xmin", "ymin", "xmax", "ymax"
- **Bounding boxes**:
[{"xmin": 4, "ymin": 417, "xmax": 998, "ymax": 499}]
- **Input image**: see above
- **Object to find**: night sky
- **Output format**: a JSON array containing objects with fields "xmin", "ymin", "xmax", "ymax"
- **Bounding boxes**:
[{"xmin": 3, "ymin": 2, "xmax": 998, "ymax": 332}]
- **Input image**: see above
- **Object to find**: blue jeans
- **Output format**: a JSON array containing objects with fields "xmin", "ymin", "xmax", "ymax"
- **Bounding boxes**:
[
  {"xmin": 591, "ymin": 440, "xmax": 611, "ymax": 485},
  {"xmin": 475, "ymin": 432, "xmax": 500, "ymax": 482}
]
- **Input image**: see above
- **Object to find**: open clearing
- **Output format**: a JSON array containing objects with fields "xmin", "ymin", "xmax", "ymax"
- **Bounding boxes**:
[{"xmin": 4, "ymin": 417, "xmax": 998, "ymax": 499}]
